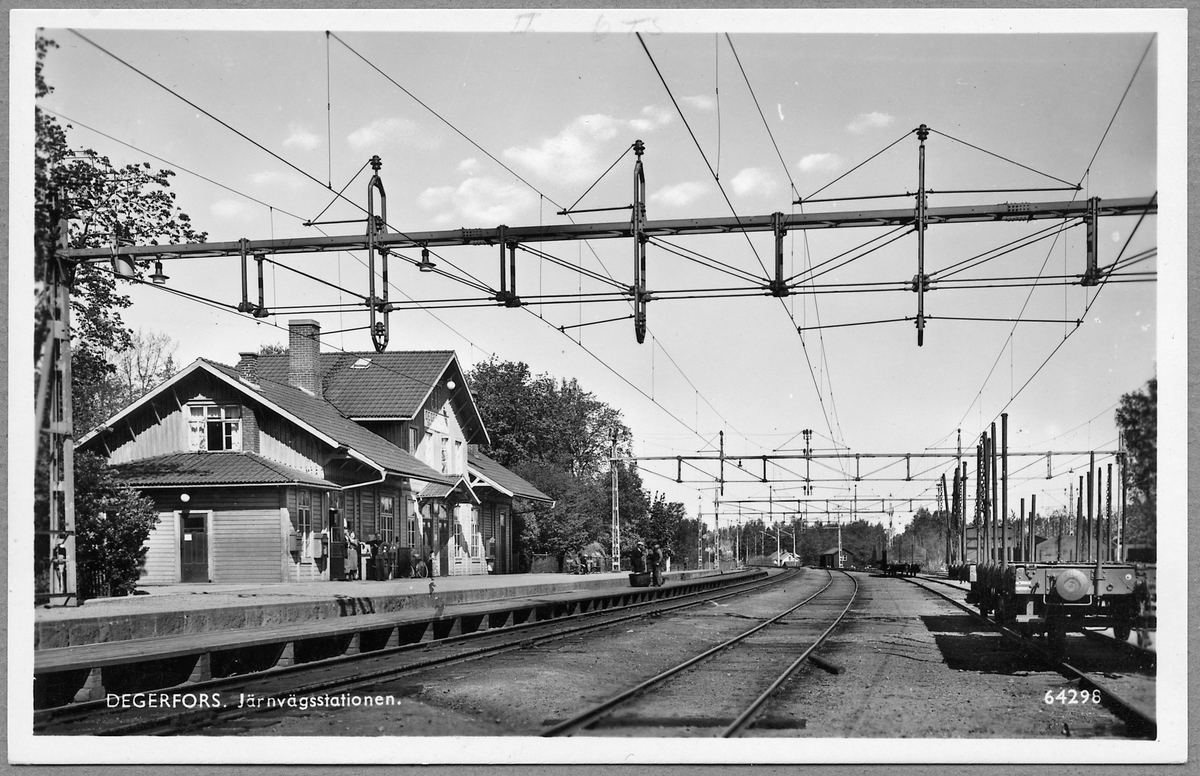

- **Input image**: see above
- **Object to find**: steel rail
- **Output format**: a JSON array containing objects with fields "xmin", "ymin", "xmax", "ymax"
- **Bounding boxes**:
[
  {"xmin": 37, "ymin": 569, "xmax": 786, "ymax": 736},
  {"xmin": 1081, "ymin": 627, "xmax": 1156, "ymax": 665},
  {"xmin": 541, "ymin": 568, "xmax": 852, "ymax": 737},
  {"xmin": 721, "ymin": 570, "xmax": 859, "ymax": 736},
  {"xmin": 900, "ymin": 574, "xmax": 1155, "ymax": 738}
]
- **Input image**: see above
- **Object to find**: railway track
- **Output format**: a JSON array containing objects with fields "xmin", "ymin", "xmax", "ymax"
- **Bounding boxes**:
[
  {"xmin": 541, "ymin": 568, "xmax": 858, "ymax": 737},
  {"xmin": 900, "ymin": 574, "xmax": 1156, "ymax": 739},
  {"xmin": 35, "ymin": 568, "xmax": 795, "ymax": 735}
]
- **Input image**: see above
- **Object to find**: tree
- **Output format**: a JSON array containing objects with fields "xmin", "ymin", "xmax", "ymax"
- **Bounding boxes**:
[
  {"xmin": 467, "ymin": 357, "xmax": 632, "ymax": 475},
  {"xmin": 73, "ymin": 451, "xmax": 160, "ymax": 597},
  {"xmin": 466, "ymin": 358, "xmax": 680, "ymax": 566},
  {"xmin": 76, "ymin": 329, "xmax": 180, "ymax": 426},
  {"xmin": 629, "ymin": 492, "xmax": 686, "ymax": 556},
  {"xmin": 36, "ymin": 35, "xmax": 206, "ymax": 434},
  {"xmin": 36, "ymin": 36, "xmax": 205, "ymax": 593},
  {"xmin": 1115, "ymin": 377, "xmax": 1156, "ymax": 548}
]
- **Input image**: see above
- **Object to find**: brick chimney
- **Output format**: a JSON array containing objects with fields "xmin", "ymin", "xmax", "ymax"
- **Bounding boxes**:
[
  {"xmin": 235, "ymin": 351, "xmax": 259, "ymax": 385},
  {"xmin": 288, "ymin": 319, "xmax": 321, "ymax": 396}
]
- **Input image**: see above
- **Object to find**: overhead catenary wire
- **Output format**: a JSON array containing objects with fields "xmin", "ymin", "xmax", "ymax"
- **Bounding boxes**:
[
  {"xmin": 41, "ymin": 108, "xmax": 309, "ymax": 224},
  {"xmin": 798, "ymin": 130, "xmax": 912, "ymax": 203},
  {"xmin": 45, "ymin": 112, "xmax": 509, "ymax": 385},
  {"xmin": 725, "ymin": 32, "xmax": 846, "ymax": 453},
  {"xmin": 67, "ymin": 29, "xmax": 494, "ymax": 300},
  {"xmin": 49, "ymin": 37, "xmax": 758, "ymax": 510},
  {"xmin": 927, "ymin": 128, "xmax": 1080, "ymax": 189},
  {"xmin": 327, "ymin": 31, "xmax": 568, "ymax": 213},
  {"xmin": 639, "ymin": 32, "xmax": 849, "ymax": 481},
  {"xmin": 724, "ymin": 33, "xmax": 799, "ymax": 202},
  {"xmin": 942, "ymin": 36, "xmax": 1158, "ymax": 451},
  {"xmin": 558, "ymin": 143, "xmax": 636, "ymax": 215},
  {"xmin": 325, "ymin": 31, "xmax": 749, "ymax": 463},
  {"xmin": 50, "ymin": 113, "xmax": 1147, "ymax": 313},
  {"xmin": 648, "ymin": 237, "xmax": 768, "ymax": 285},
  {"xmin": 56, "ymin": 30, "xmax": 1152, "ymax": 515}
]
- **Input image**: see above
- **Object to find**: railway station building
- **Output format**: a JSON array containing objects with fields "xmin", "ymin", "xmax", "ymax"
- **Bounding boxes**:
[
  {"xmin": 818, "ymin": 546, "xmax": 864, "ymax": 569},
  {"xmin": 76, "ymin": 319, "xmax": 551, "ymax": 585}
]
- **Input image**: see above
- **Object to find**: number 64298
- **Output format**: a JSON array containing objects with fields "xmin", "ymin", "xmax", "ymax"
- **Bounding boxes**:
[{"xmin": 1044, "ymin": 689, "xmax": 1101, "ymax": 704}]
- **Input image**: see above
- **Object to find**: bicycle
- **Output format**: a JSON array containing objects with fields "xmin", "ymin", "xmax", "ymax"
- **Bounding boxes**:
[{"xmin": 403, "ymin": 555, "xmax": 429, "ymax": 578}]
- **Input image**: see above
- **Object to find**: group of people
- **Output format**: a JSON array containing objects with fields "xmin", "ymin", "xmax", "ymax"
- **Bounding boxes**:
[
  {"xmin": 342, "ymin": 533, "xmax": 427, "ymax": 581},
  {"xmin": 632, "ymin": 540, "xmax": 667, "ymax": 587}
]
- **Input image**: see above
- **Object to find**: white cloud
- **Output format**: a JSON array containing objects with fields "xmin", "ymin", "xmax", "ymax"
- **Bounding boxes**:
[
  {"xmin": 680, "ymin": 95, "xmax": 716, "ymax": 113},
  {"xmin": 847, "ymin": 112, "xmax": 895, "ymax": 134},
  {"xmin": 282, "ymin": 126, "xmax": 321, "ymax": 152},
  {"xmin": 649, "ymin": 181, "xmax": 709, "ymax": 209},
  {"xmin": 503, "ymin": 114, "xmax": 621, "ymax": 183},
  {"xmin": 348, "ymin": 117, "xmax": 436, "ymax": 153},
  {"xmin": 417, "ymin": 176, "xmax": 539, "ymax": 227},
  {"xmin": 731, "ymin": 167, "xmax": 777, "ymax": 198},
  {"xmin": 797, "ymin": 153, "xmax": 842, "ymax": 173},
  {"xmin": 630, "ymin": 105, "xmax": 674, "ymax": 132},
  {"xmin": 210, "ymin": 199, "xmax": 253, "ymax": 221},
  {"xmin": 246, "ymin": 170, "xmax": 307, "ymax": 190},
  {"xmin": 458, "ymin": 158, "xmax": 479, "ymax": 174},
  {"xmin": 504, "ymin": 108, "xmax": 671, "ymax": 183}
]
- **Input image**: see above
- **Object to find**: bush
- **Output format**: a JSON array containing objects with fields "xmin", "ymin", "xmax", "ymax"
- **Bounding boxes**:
[{"xmin": 74, "ymin": 451, "xmax": 159, "ymax": 597}]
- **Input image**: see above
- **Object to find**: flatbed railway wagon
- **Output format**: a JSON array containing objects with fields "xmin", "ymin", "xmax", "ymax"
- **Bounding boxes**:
[{"xmin": 969, "ymin": 559, "xmax": 1156, "ymax": 655}]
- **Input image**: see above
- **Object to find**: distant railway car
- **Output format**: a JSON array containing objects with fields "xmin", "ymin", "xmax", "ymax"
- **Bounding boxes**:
[{"xmin": 970, "ymin": 559, "xmax": 1156, "ymax": 655}]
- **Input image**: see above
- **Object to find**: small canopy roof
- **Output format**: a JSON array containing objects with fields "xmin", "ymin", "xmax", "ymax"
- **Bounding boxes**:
[{"xmin": 418, "ymin": 476, "xmax": 480, "ymax": 505}]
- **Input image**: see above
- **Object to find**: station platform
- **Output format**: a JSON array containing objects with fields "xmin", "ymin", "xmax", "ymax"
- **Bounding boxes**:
[
  {"xmin": 35, "ymin": 569, "xmax": 720, "ymax": 650},
  {"xmin": 32, "ymin": 567, "xmax": 757, "ymax": 708}
]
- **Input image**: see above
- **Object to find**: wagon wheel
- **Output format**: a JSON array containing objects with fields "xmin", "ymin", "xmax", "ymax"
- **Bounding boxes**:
[{"xmin": 993, "ymin": 593, "xmax": 1007, "ymax": 624}]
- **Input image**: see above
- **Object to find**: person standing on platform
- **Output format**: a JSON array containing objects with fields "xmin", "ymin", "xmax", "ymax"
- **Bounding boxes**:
[
  {"xmin": 370, "ymin": 535, "xmax": 385, "ymax": 581},
  {"xmin": 631, "ymin": 541, "xmax": 647, "ymax": 574},
  {"xmin": 360, "ymin": 539, "xmax": 372, "ymax": 580},
  {"xmin": 649, "ymin": 543, "xmax": 665, "ymax": 587},
  {"xmin": 346, "ymin": 535, "xmax": 358, "ymax": 581}
]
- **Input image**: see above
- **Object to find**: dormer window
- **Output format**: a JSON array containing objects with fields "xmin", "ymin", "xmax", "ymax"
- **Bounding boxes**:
[{"xmin": 189, "ymin": 404, "xmax": 242, "ymax": 452}]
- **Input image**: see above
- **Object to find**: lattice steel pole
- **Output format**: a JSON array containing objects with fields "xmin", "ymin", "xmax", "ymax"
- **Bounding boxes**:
[{"xmin": 610, "ymin": 430, "xmax": 620, "ymax": 572}]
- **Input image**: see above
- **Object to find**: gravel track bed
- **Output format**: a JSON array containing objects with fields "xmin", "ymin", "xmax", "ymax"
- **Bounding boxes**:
[{"xmin": 234, "ymin": 570, "xmax": 1151, "ymax": 738}]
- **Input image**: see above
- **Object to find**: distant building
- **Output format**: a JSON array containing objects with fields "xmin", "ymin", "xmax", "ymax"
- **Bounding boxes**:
[
  {"xmin": 767, "ymin": 550, "xmax": 801, "ymax": 567},
  {"xmin": 818, "ymin": 546, "xmax": 863, "ymax": 569},
  {"xmin": 77, "ymin": 319, "xmax": 551, "ymax": 584}
]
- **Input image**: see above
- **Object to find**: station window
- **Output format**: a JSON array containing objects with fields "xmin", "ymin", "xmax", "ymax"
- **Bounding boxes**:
[
  {"xmin": 188, "ymin": 404, "xmax": 242, "ymax": 452},
  {"xmin": 297, "ymin": 489, "xmax": 312, "ymax": 556},
  {"xmin": 380, "ymin": 494, "xmax": 395, "ymax": 544},
  {"xmin": 454, "ymin": 521, "xmax": 466, "ymax": 558},
  {"xmin": 406, "ymin": 498, "xmax": 418, "ymax": 548}
]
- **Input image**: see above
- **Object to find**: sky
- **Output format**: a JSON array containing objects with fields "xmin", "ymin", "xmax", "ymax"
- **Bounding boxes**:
[{"xmin": 21, "ymin": 10, "xmax": 1181, "ymax": 536}]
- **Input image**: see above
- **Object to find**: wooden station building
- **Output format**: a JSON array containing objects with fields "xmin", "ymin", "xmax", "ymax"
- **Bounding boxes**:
[{"xmin": 76, "ymin": 319, "xmax": 551, "ymax": 584}]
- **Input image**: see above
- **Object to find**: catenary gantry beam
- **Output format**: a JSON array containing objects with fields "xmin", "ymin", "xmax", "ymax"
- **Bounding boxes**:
[{"xmin": 61, "ymin": 197, "xmax": 1157, "ymax": 264}]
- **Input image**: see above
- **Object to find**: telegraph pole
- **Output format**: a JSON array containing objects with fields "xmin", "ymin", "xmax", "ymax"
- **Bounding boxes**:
[
  {"xmin": 38, "ymin": 208, "xmax": 78, "ymax": 604},
  {"xmin": 610, "ymin": 430, "xmax": 620, "ymax": 571}
]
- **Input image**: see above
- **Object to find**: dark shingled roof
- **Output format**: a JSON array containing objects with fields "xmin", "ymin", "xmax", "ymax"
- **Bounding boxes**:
[
  {"xmin": 257, "ymin": 351, "xmax": 487, "ymax": 444},
  {"xmin": 111, "ymin": 452, "xmax": 338, "ymax": 488},
  {"xmin": 202, "ymin": 359, "xmax": 449, "ymax": 483},
  {"xmin": 467, "ymin": 450, "xmax": 553, "ymax": 503}
]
